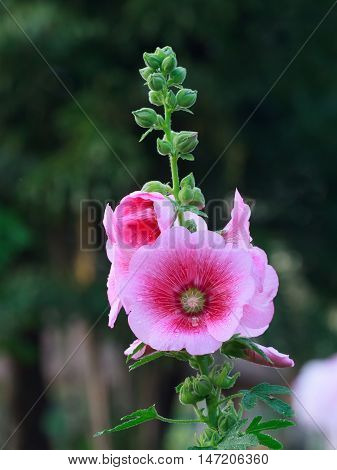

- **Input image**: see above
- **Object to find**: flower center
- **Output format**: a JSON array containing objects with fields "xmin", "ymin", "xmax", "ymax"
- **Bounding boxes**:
[{"xmin": 180, "ymin": 287, "xmax": 205, "ymax": 314}]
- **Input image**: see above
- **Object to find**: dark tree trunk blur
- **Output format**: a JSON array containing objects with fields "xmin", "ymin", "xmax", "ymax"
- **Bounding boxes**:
[{"xmin": 8, "ymin": 330, "xmax": 49, "ymax": 450}]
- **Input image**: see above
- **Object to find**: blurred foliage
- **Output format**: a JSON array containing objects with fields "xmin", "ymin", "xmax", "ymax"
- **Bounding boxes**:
[{"xmin": 0, "ymin": 0, "xmax": 336, "ymax": 449}]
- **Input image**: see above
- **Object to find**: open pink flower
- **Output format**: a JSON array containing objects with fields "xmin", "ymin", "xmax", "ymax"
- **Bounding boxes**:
[
  {"xmin": 103, "ymin": 191, "xmax": 175, "ymax": 327},
  {"xmin": 242, "ymin": 344, "xmax": 294, "ymax": 368},
  {"xmin": 223, "ymin": 190, "xmax": 278, "ymax": 337},
  {"xmin": 121, "ymin": 226, "xmax": 255, "ymax": 355}
]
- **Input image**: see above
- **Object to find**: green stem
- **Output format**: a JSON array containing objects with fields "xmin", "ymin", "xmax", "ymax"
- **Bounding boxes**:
[
  {"xmin": 163, "ymin": 91, "xmax": 184, "ymax": 225},
  {"xmin": 157, "ymin": 415, "xmax": 202, "ymax": 425},
  {"xmin": 194, "ymin": 356, "xmax": 219, "ymax": 429},
  {"xmin": 169, "ymin": 154, "xmax": 180, "ymax": 200},
  {"xmin": 193, "ymin": 405, "xmax": 207, "ymax": 423},
  {"xmin": 218, "ymin": 392, "xmax": 243, "ymax": 406},
  {"xmin": 205, "ymin": 394, "xmax": 219, "ymax": 429}
]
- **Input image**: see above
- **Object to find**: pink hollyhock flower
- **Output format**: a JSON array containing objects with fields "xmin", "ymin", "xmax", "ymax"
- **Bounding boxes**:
[
  {"xmin": 124, "ymin": 339, "xmax": 154, "ymax": 360},
  {"xmin": 121, "ymin": 226, "xmax": 255, "ymax": 355},
  {"xmin": 223, "ymin": 190, "xmax": 278, "ymax": 338},
  {"xmin": 103, "ymin": 191, "xmax": 175, "ymax": 327},
  {"xmin": 242, "ymin": 344, "xmax": 294, "ymax": 368},
  {"xmin": 292, "ymin": 354, "xmax": 337, "ymax": 449}
]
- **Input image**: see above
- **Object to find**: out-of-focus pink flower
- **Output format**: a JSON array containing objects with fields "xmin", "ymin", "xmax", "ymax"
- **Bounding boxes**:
[
  {"xmin": 103, "ymin": 191, "xmax": 176, "ymax": 327},
  {"xmin": 121, "ymin": 226, "xmax": 255, "ymax": 355},
  {"xmin": 223, "ymin": 190, "xmax": 278, "ymax": 338},
  {"xmin": 293, "ymin": 354, "xmax": 337, "ymax": 449},
  {"xmin": 243, "ymin": 343, "xmax": 294, "ymax": 368},
  {"xmin": 124, "ymin": 339, "xmax": 154, "ymax": 360}
]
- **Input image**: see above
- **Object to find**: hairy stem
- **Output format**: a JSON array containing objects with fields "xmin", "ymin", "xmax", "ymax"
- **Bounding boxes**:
[
  {"xmin": 194, "ymin": 355, "xmax": 219, "ymax": 429},
  {"xmin": 163, "ymin": 91, "xmax": 184, "ymax": 225},
  {"xmin": 158, "ymin": 415, "xmax": 202, "ymax": 425},
  {"xmin": 218, "ymin": 392, "xmax": 243, "ymax": 406}
]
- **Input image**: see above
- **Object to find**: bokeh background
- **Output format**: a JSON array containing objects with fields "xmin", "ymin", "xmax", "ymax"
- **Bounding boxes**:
[{"xmin": 1, "ymin": 0, "xmax": 337, "ymax": 450}]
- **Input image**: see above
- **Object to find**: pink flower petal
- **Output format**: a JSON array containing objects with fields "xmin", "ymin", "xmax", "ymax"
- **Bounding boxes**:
[
  {"xmin": 113, "ymin": 191, "xmax": 175, "ymax": 249},
  {"xmin": 107, "ymin": 264, "xmax": 123, "ymax": 328},
  {"xmin": 243, "ymin": 344, "xmax": 294, "ymax": 368},
  {"xmin": 123, "ymin": 339, "xmax": 151, "ymax": 359},
  {"xmin": 103, "ymin": 204, "xmax": 115, "ymax": 243},
  {"xmin": 223, "ymin": 189, "xmax": 252, "ymax": 249}
]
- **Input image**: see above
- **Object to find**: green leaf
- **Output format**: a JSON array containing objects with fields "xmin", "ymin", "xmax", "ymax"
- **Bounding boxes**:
[
  {"xmin": 165, "ymin": 351, "xmax": 191, "ymax": 362},
  {"xmin": 125, "ymin": 342, "xmax": 145, "ymax": 364},
  {"xmin": 94, "ymin": 405, "xmax": 159, "ymax": 436},
  {"xmin": 219, "ymin": 433, "xmax": 259, "ymax": 450},
  {"xmin": 241, "ymin": 391, "xmax": 257, "ymax": 410},
  {"xmin": 246, "ymin": 417, "xmax": 295, "ymax": 433},
  {"xmin": 180, "ymin": 205, "xmax": 208, "ymax": 218},
  {"xmin": 180, "ymin": 153, "xmax": 195, "ymax": 161},
  {"xmin": 177, "ymin": 107, "xmax": 194, "ymax": 114},
  {"xmin": 259, "ymin": 396, "xmax": 294, "ymax": 417},
  {"xmin": 246, "ymin": 416, "xmax": 262, "ymax": 430},
  {"xmin": 188, "ymin": 446, "xmax": 217, "ymax": 450},
  {"xmin": 255, "ymin": 432, "xmax": 283, "ymax": 450},
  {"xmin": 128, "ymin": 351, "xmax": 165, "ymax": 371},
  {"xmin": 252, "ymin": 383, "xmax": 291, "ymax": 396},
  {"xmin": 139, "ymin": 127, "xmax": 154, "ymax": 142},
  {"xmin": 241, "ymin": 383, "xmax": 294, "ymax": 417}
]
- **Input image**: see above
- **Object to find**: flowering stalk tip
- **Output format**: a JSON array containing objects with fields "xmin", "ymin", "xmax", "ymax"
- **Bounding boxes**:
[{"xmin": 132, "ymin": 46, "xmax": 206, "ymax": 229}]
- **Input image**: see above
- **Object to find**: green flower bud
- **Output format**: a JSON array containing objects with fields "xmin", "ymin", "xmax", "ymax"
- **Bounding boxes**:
[
  {"xmin": 169, "ymin": 67, "xmax": 187, "ymax": 85},
  {"xmin": 176, "ymin": 88, "xmax": 197, "ymax": 108},
  {"xmin": 179, "ymin": 378, "xmax": 199, "ymax": 405},
  {"xmin": 194, "ymin": 375, "xmax": 212, "ymax": 398},
  {"xmin": 132, "ymin": 108, "xmax": 158, "ymax": 128},
  {"xmin": 174, "ymin": 131, "xmax": 198, "ymax": 154},
  {"xmin": 148, "ymin": 90, "xmax": 163, "ymax": 106},
  {"xmin": 218, "ymin": 404, "xmax": 237, "ymax": 432},
  {"xmin": 156, "ymin": 46, "xmax": 174, "ymax": 59},
  {"xmin": 143, "ymin": 52, "xmax": 161, "ymax": 69},
  {"xmin": 148, "ymin": 73, "xmax": 166, "ymax": 91},
  {"xmin": 188, "ymin": 354, "xmax": 214, "ymax": 371},
  {"xmin": 198, "ymin": 428, "xmax": 219, "ymax": 447},
  {"xmin": 211, "ymin": 365, "xmax": 240, "ymax": 390},
  {"xmin": 190, "ymin": 187, "xmax": 205, "ymax": 209},
  {"xmin": 161, "ymin": 54, "xmax": 177, "ymax": 74},
  {"xmin": 183, "ymin": 219, "xmax": 197, "ymax": 233},
  {"xmin": 139, "ymin": 67, "xmax": 153, "ymax": 80},
  {"xmin": 156, "ymin": 114, "xmax": 165, "ymax": 129},
  {"xmin": 156, "ymin": 138, "xmax": 172, "ymax": 156},
  {"xmin": 142, "ymin": 181, "xmax": 171, "ymax": 195},
  {"xmin": 179, "ymin": 186, "xmax": 194, "ymax": 205},
  {"xmin": 166, "ymin": 90, "xmax": 177, "ymax": 109},
  {"xmin": 180, "ymin": 172, "xmax": 195, "ymax": 189}
]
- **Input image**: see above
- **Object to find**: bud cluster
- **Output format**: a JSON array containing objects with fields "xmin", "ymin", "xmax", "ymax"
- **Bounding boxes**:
[
  {"xmin": 132, "ymin": 46, "xmax": 198, "ymax": 161},
  {"xmin": 209, "ymin": 363, "xmax": 240, "ymax": 390},
  {"xmin": 179, "ymin": 172, "xmax": 205, "ymax": 209},
  {"xmin": 179, "ymin": 375, "xmax": 213, "ymax": 405}
]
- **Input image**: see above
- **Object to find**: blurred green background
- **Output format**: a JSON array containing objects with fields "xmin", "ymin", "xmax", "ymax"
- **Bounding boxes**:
[{"xmin": 0, "ymin": 0, "xmax": 336, "ymax": 450}]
